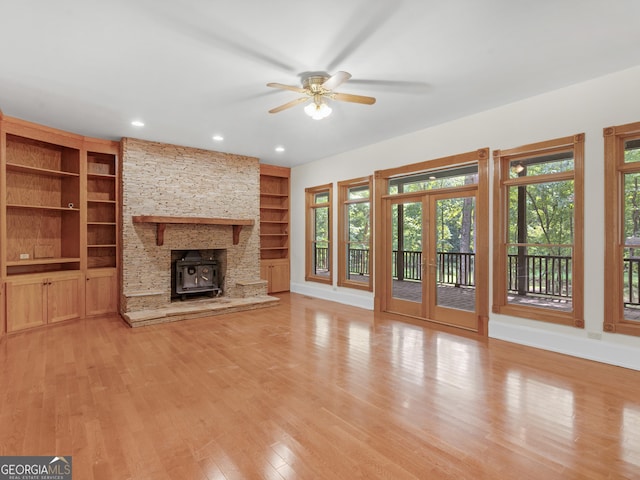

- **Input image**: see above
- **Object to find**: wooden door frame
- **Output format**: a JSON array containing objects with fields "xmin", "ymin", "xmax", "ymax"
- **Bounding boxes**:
[{"xmin": 374, "ymin": 148, "xmax": 490, "ymax": 334}]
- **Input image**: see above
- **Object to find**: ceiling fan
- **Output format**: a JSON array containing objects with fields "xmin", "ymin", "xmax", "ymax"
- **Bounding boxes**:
[{"xmin": 267, "ymin": 71, "xmax": 376, "ymax": 119}]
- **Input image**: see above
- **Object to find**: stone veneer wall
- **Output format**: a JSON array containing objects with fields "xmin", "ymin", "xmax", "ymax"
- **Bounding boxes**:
[{"xmin": 121, "ymin": 137, "xmax": 262, "ymax": 313}]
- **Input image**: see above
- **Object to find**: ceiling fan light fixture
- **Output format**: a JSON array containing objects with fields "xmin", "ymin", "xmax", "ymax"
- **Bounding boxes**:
[
  {"xmin": 304, "ymin": 101, "xmax": 332, "ymax": 120},
  {"xmin": 267, "ymin": 71, "xmax": 374, "ymax": 116}
]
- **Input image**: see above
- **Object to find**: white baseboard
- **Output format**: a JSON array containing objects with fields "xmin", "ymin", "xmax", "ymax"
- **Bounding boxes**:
[
  {"xmin": 489, "ymin": 320, "xmax": 640, "ymax": 371},
  {"xmin": 290, "ymin": 282, "xmax": 374, "ymax": 310}
]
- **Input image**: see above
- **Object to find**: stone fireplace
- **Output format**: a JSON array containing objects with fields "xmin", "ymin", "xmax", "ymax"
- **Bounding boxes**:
[{"xmin": 120, "ymin": 138, "xmax": 275, "ymax": 326}]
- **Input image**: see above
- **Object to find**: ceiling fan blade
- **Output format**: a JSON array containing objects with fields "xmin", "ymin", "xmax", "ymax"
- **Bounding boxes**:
[
  {"xmin": 332, "ymin": 92, "xmax": 376, "ymax": 105},
  {"xmin": 322, "ymin": 71, "xmax": 352, "ymax": 91},
  {"xmin": 268, "ymin": 96, "xmax": 309, "ymax": 114},
  {"xmin": 267, "ymin": 83, "xmax": 307, "ymax": 94}
]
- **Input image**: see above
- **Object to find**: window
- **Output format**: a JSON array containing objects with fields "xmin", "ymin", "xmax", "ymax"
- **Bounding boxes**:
[
  {"xmin": 493, "ymin": 134, "xmax": 584, "ymax": 327},
  {"xmin": 305, "ymin": 183, "xmax": 333, "ymax": 284},
  {"xmin": 604, "ymin": 121, "xmax": 640, "ymax": 336},
  {"xmin": 338, "ymin": 177, "xmax": 372, "ymax": 291}
]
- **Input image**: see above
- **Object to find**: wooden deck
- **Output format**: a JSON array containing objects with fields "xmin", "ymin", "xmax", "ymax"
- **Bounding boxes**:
[
  {"xmin": 391, "ymin": 280, "xmax": 572, "ymax": 312},
  {"xmin": 0, "ymin": 292, "xmax": 638, "ymax": 479}
]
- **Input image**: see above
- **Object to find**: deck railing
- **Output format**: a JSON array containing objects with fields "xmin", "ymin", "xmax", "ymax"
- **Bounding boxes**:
[
  {"xmin": 316, "ymin": 247, "xmax": 640, "ymax": 305},
  {"xmin": 507, "ymin": 253, "xmax": 571, "ymax": 298},
  {"xmin": 624, "ymin": 257, "xmax": 640, "ymax": 306},
  {"xmin": 314, "ymin": 246, "xmax": 329, "ymax": 273}
]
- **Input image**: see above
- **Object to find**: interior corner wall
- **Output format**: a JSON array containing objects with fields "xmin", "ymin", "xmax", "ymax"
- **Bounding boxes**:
[{"xmin": 290, "ymin": 64, "xmax": 640, "ymax": 371}]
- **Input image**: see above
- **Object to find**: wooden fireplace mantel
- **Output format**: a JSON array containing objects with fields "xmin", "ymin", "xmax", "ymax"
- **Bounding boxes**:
[{"xmin": 132, "ymin": 215, "xmax": 255, "ymax": 246}]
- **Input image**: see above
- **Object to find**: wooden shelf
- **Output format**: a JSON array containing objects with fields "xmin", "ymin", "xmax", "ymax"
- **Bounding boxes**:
[
  {"xmin": 132, "ymin": 215, "xmax": 255, "ymax": 246},
  {"xmin": 6, "ymin": 163, "xmax": 80, "ymax": 178},
  {"xmin": 6, "ymin": 257, "xmax": 81, "ymax": 267},
  {"xmin": 260, "ymin": 193, "xmax": 288, "ymax": 198},
  {"xmin": 88, "ymin": 222, "xmax": 116, "ymax": 226},
  {"xmin": 7, "ymin": 204, "xmax": 80, "ymax": 212},
  {"xmin": 88, "ymin": 199, "xmax": 116, "ymax": 204},
  {"xmin": 87, "ymin": 172, "xmax": 116, "ymax": 179},
  {"xmin": 88, "ymin": 244, "xmax": 117, "ymax": 248}
]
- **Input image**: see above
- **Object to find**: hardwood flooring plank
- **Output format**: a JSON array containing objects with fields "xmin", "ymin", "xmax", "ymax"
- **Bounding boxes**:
[{"xmin": 1, "ymin": 292, "xmax": 640, "ymax": 478}]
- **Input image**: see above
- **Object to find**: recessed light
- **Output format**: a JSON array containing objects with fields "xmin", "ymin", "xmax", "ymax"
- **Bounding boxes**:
[
  {"xmin": 212, "ymin": 135, "xmax": 224, "ymax": 141},
  {"xmin": 131, "ymin": 120, "xmax": 145, "ymax": 127},
  {"xmin": 429, "ymin": 176, "xmax": 437, "ymax": 180},
  {"xmin": 275, "ymin": 146, "xmax": 285, "ymax": 153}
]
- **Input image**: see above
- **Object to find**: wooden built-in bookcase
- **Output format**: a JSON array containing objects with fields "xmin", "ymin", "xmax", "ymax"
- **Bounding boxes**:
[
  {"xmin": 0, "ymin": 114, "xmax": 120, "ymax": 332},
  {"xmin": 86, "ymin": 149, "xmax": 117, "ymax": 269},
  {"xmin": 259, "ymin": 164, "xmax": 290, "ymax": 293}
]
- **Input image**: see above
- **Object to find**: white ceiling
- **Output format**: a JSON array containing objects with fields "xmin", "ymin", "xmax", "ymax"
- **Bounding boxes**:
[{"xmin": 1, "ymin": 0, "xmax": 640, "ymax": 167}]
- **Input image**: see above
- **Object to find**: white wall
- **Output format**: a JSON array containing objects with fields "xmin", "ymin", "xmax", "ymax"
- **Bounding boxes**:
[{"xmin": 290, "ymin": 64, "xmax": 640, "ymax": 371}]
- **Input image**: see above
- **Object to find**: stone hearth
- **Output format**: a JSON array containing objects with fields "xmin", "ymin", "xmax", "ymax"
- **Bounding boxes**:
[{"xmin": 122, "ymin": 292, "xmax": 278, "ymax": 328}]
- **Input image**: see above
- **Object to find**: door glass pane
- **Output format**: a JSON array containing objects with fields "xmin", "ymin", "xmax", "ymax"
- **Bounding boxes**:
[
  {"xmin": 391, "ymin": 202, "xmax": 422, "ymax": 302},
  {"xmin": 435, "ymin": 197, "xmax": 476, "ymax": 311}
]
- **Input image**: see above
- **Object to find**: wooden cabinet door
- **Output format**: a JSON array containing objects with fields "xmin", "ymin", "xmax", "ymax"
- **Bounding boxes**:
[
  {"xmin": 261, "ymin": 259, "xmax": 290, "ymax": 293},
  {"xmin": 270, "ymin": 260, "xmax": 290, "ymax": 293},
  {"xmin": 86, "ymin": 269, "xmax": 117, "ymax": 316},
  {"xmin": 6, "ymin": 278, "xmax": 46, "ymax": 332},
  {"xmin": 47, "ymin": 273, "xmax": 82, "ymax": 324}
]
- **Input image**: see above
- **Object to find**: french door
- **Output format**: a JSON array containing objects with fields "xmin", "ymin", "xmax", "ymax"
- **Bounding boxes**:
[{"xmin": 384, "ymin": 189, "xmax": 478, "ymax": 330}]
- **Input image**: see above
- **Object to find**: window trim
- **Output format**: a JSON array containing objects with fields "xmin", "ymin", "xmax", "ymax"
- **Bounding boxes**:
[
  {"xmin": 337, "ymin": 176, "xmax": 373, "ymax": 291},
  {"xmin": 305, "ymin": 183, "xmax": 333, "ymax": 285},
  {"xmin": 604, "ymin": 121, "xmax": 640, "ymax": 337},
  {"xmin": 492, "ymin": 134, "xmax": 584, "ymax": 328}
]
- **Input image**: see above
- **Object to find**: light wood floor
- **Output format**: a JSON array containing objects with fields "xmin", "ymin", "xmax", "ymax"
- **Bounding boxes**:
[{"xmin": 1, "ymin": 293, "xmax": 639, "ymax": 479}]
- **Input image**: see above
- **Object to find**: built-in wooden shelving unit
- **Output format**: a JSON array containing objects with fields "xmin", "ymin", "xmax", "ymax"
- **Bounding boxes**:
[
  {"xmin": 0, "ymin": 114, "xmax": 120, "ymax": 332},
  {"xmin": 259, "ymin": 164, "xmax": 290, "ymax": 293}
]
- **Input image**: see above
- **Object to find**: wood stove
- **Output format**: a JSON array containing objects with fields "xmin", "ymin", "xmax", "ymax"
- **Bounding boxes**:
[{"xmin": 175, "ymin": 250, "xmax": 221, "ymax": 300}]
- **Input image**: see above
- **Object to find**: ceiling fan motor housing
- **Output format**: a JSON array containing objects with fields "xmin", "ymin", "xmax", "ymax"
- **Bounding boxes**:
[{"xmin": 302, "ymin": 75, "xmax": 330, "ymax": 94}]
